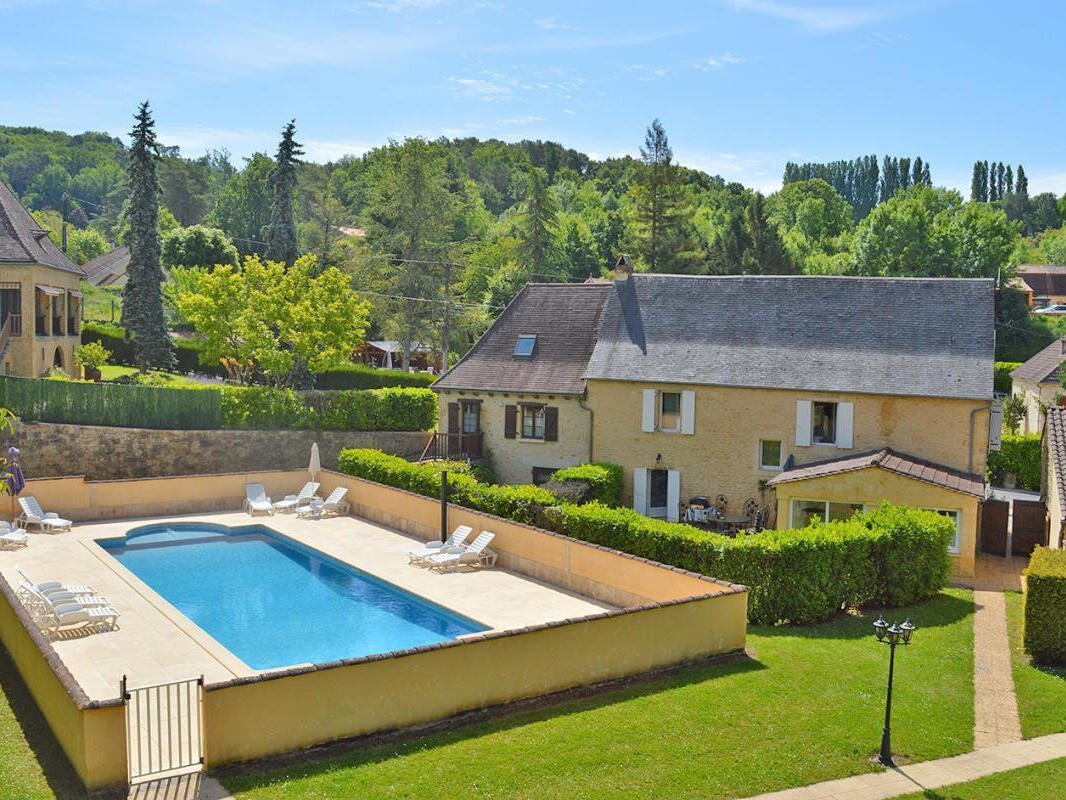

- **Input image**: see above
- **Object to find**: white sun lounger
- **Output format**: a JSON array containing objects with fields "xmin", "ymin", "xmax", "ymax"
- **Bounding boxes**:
[
  {"xmin": 296, "ymin": 486, "xmax": 350, "ymax": 518},
  {"xmin": 273, "ymin": 481, "xmax": 321, "ymax": 513},
  {"xmin": 426, "ymin": 531, "xmax": 497, "ymax": 572},
  {"xmin": 0, "ymin": 521, "xmax": 28, "ymax": 549},
  {"xmin": 15, "ymin": 566, "xmax": 94, "ymax": 597},
  {"xmin": 244, "ymin": 483, "xmax": 274, "ymax": 515},
  {"xmin": 40, "ymin": 601, "xmax": 119, "ymax": 635},
  {"xmin": 16, "ymin": 496, "xmax": 72, "ymax": 532},
  {"xmin": 409, "ymin": 525, "xmax": 473, "ymax": 564}
]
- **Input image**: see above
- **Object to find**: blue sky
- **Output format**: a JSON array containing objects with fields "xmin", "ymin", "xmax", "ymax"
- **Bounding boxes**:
[{"xmin": 2, "ymin": 0, "xmax": 1064, "ymax": 194}]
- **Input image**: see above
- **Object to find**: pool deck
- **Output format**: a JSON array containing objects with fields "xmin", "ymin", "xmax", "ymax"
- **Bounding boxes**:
[{"xmin": 0, "ymin": 511, "xmax": 615, "ymax": 703}]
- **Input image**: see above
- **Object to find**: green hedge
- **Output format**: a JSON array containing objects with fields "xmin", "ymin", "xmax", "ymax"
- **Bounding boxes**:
[
  {"xmin": 1023, "ymin": 547, "xmax": 1066, "ymax": 665},
  {"xmin": 221, "ymin": 387, "xmax": 436, "ymax": 431},
  {"xmin": 0, "ymin": 373, "xmax": 221, "ymax": 429},
  {"xmin": 550, "ymin": 463, "xmax": 624, "ymax": 507},
  {"xmin": 994, "ymin": 361, "xmax": 1023, "ymax": 394},
  {"xmin": 82, "ymin": 321, "xmax": 224, "ymax": 377},
  {"xmin": 313, "ymin": 364, "xmax": 436, "ymax": 390},
  {"xmin": 986, "ymin": 433, "xmax": 1041, "ymax": 490},
  {"xmin": 337, "ymin": 448, "xmax": 954, "ymax": 624}
]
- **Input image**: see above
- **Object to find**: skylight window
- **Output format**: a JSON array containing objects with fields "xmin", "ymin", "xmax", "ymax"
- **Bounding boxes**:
[{"xmin": 514, "ymin": 334, "xmax": 537, "ymax": 357}]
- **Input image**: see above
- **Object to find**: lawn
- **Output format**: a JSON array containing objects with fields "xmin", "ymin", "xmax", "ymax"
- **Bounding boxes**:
[
  {"xmin": 221, "ymin": 589, "xmax": 974, "ymax": 800},
  {"xmin": 887, "ymin": 756, "xmax": 1066, "ymax": 800},
  {"xmin": 1005, "ymin": 591, "xmax": 1066, "ymax": 738},
  {"xmin": 97, "ymin": 364, "xmax": 217, "ymax": 389},
  {"xmin": 79, "ymin": 281, "xmax": 121, "ymax": 324}
]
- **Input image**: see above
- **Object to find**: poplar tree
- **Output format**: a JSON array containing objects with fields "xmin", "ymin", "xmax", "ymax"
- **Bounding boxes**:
[
  {"xmin": 1017, "ymin": 165, "xmax": 1029, "ymax": 196},
  {"xmin": 262, "ymin": 119, "xmax": 304, "ymax": 266},
  {"xmin": 913, "ymin": 157, "xmax": 924, "ymax": 187},
  {"xmin": 121, "ymin": 101, "xmax": 174, "ymax": 370},
  {"xmin": 1006, "ymin": 165, "xmax": 1014, "ymax": 195}
]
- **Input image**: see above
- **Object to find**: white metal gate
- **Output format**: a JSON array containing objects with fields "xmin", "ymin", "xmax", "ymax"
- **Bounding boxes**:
[{"xmin": 122, "ymin": 675, "xmax": 204, "ymax": 785}]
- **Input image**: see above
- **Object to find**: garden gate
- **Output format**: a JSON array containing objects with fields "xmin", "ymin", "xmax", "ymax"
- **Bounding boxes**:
[
  {"xmin": 121, "ymin": 675, "xmax": 204, "ymax": 786},
  {"xmin": 979, "ymin": 499, "xmax": 1008, "ymax": 556},
  {"xmin": 1011, "ymin": 499, "xmax": 1047, "ymax": 556}
]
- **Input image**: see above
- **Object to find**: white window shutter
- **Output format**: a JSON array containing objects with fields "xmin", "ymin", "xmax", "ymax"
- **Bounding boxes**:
[
  {"xmin": 666, "ymin": 470, "xmax": 680, "ymax": 522},
  {"xmin": 795, "ymin": 400, "xmax": 812, "ymax": 447},
  {"xmin": 989, "ymin": 400, "xmax": 1002, "ymax": 451},
  {"xmin": 633, "ymin": 468, "xmax": 649, "ymax": 515},
  {"xmin": 837, "ymin": 402, "xmax": 854, "ymax": 449},
  {"xmin": 680, "ymin": 390, "xmax": 696, "ymax": 435},
  {"xmin": 641, "ymin": 389, "xmax": 657, "ymax": 433}
]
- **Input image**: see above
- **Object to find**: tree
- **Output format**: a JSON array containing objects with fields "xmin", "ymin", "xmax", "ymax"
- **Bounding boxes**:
[
  {"xmin": 67, "ymin": 227, "xmax": 108, "ymax": 264},
  {"xmin": 515, "ymin": 167, "xmax": 560, "ymax": 276},
  {"xmin": 629, "ymin": 119, "xmax": 696, "ymax": 272},
  {"xmin": 208, "ymin": 153, "xmax": 273, "ymax": 257},
  {"xmin": 971, "ymin": 162, "xmax": 985, "ymax": 202},
  {"xmin": 1027, "ymin": 193, "xmax": 1062, "ymax": 235},
  {"xmin": 558, "ymin": 218, "xmax": 600, "ymax": 281},
  {"xmin": 159, "ymin": 156, "xmax": 212, "ymax": 226},
  {"xmin": 1006, "ymin": 165, "xmax": 1014, "ymax": 195},
  {"xmin": 1016, "ymin": 165, "xmax": 1029, "ymax": 196},
  {"xmin": 740, "ymin": 193, "xmax": 795, "ymax": 274},
  {"xmin": 27, "ymin": 164, "xmax": 71, "ymax": 210},
  {"xmin": 120, "ymin": 101, "xmax": 174, "ymax": 370},
  {"xmin": 262, "ymin": 120, "xmax": 304, "ymax": 265},
  {"xmin": 1003, "ymin": 393, "xmax": 1025, "ymax": 434},
  {"xmin": 176, "ymin": 255, "xmax": 369, "ymax": 387},
  {"xmin": 161, "ymin": 225, "xmax": 239, "ymax": 270}
]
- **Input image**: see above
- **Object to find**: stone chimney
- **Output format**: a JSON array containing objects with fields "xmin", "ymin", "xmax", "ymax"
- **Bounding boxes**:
[
  {"xmin": 1061, "ymin": 336, "xmax": 1066, "ymax": 355},
  {"xmin": 614, "ymin": 254, "xmax": 634, "ymax": 282}
]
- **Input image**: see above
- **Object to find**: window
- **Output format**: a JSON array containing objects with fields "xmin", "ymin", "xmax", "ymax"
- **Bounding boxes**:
[
  {"xmin": 659, "ymin": 392, "xmax": 682, "ymax": 432},
  {"xmin": 514, "ymin": 335, "xmax": 537, "ymax": 357},
  {"xmin": 790, "ymin": 498, "xmax": 864, "ymax": 526},
  {"xmin": 812, "ymin": 402, "xmax": 837, "ymax": 445},
  {"xmin": 461, "ymin": 402, "xmax": 480, "ymax": 434},
  {"xmin": 759, "ymin": 440, "xmax": 783, "ymax": 470},
  {"xmin": 927, "ymin": 508, "xmax": 961, "ymax": 554},
  {"xmin": 521, "ymin": 405, "xmax": 545, "ymax": 440},
  {"xmin": 531, "ymin": 467, "xmax": 556, "ymax": 485}
]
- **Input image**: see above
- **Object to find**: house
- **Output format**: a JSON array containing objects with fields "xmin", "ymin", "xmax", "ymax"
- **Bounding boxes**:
[
  {"xmin": 1010, "ymin": 264, "xmax": 1066, "ymax": 307},
  {"xmin": 1041, "ymin": 406, "xmax": 1066, "ymax": 550},
  {"xmin": 432, "ymin": 282, "xmax": 610, "ymax": 483},
  {"xmin": 82, "ymin": 246, "xmax": 130, "ymax": 287},
  {"xmin": 1010, "ymin": 338, "xmax": 1066, "ymax": 434},
  {"xmin": 0, "ymin": 179, "xmax": 86, "ymax": 377}
]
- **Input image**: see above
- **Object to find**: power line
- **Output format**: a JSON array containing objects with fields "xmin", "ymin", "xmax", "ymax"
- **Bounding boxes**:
[{"xmin": 354, "ymin": 289, "xmax": 503, "ymax": 310}]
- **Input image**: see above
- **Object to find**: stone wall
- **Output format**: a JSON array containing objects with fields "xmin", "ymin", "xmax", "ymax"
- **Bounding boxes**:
[{"xmin": 2, "ymin": 421, "xmax": 429, "ymax": 480}]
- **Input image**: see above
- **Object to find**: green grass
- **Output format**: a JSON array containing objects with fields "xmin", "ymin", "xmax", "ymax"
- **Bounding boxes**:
[
  {"xmin": 222, "ymin": 589, "xmax": 974, "ymax": 800},
  {"xmin": 1005, "ymin": 591, "xmax": 1066, "ymax": 738},
  {"xmin": 79, "ymin": 281, "xmax": 121, "ymax": 324},
  {"xmin": 888, "ymin": 757, "xmax": 1066, "ymax": 799},
  {"xmin": 97, "ymin": 364, "xmax": 213, "ymax": 389}
]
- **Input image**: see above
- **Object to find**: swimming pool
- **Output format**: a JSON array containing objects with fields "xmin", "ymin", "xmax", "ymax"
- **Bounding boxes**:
[{"xmin": 97, "ymin": 523, "xmax": 487, "ymax": 670}]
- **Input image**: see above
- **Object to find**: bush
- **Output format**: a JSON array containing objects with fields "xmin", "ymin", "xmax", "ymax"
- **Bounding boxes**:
[
  {"xmin": 337, "ymin": 448, "xmax": 954, "ymax": 624},
  {"xmin": 81, "ymin": 322, "xmax": 225, "ymax": 377},
  {"xmin": 73, "ymin": 341, "xmax": 111, "ymax": 371},
  {"xmin": 994, "ymin": 361, "xmax": 1023, "ymax": 394},
  {"xmin": 313, "ymin": 364, "xmax": 436, "ymax": 390},
  {"xmin": 987, "ymin": 433, "xmax": 1041, "ymax": 490},
  {"xmin": 221, "ymin": 387, "xmax": 436, "ymax": 431},
  {"xmin": 549, "ymin": 463, "xmax": 624, "ymax": 507},
  {"xmin": 1023, "ymin": 547, "xmax": 1066, "ymax": 665}
]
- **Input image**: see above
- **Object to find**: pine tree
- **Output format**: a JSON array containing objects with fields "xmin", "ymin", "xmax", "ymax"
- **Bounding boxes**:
[
  {"xmin": 740, "ymin": 193, "xmax": 796, "ymax": 274},
  {"xmin": 631, "ymin": 119, "xmax": 696, "ymax": 272},
  {"xmin": 515, "ymin": 167, "xmax": 560, "ymax": 276},
  {"xmin": 262, "ymin": 119, "xmax": 304, "ymax": 266},
  {"xmin": 120, "ymin": 101, "xmax": 174, "ymax": 370},
  {"xmin": 1017, "ymin": 165, "xmax": 1029, "ymax": 196}
]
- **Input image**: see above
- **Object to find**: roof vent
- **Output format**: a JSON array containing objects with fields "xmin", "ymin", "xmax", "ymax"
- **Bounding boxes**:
[{"xmin": 614, "ymin": 254, "xmax": 633, "ymax": 282}]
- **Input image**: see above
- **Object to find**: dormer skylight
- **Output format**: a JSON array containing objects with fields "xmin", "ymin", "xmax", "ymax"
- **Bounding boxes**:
[{"xmin": 514, "ymin": 334, "xmax": 537, "ymax": 357}]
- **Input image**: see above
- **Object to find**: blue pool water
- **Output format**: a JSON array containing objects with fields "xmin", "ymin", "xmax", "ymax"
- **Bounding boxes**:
[{"xmin": 97, "ymin": 523, "xmax": 486, "ymax": 670}]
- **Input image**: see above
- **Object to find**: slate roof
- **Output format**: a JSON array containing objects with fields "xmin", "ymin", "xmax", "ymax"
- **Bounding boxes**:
[
  {"xmin": 1044, "ymin": 407, "xmax": 1066, "ymax": 515},
  {"xmin": 1014, "ymin": 264, "xmax": 1066, "ymax": 298},
  {"xmin": 584, "ymin": 274, "xmax": 994, "ymax": 400},
  {"xmin": 1011, "ymin": 337, "xmax": 1066, "ymax": 385},
  {"xmin": 0, "ymin": 179, "xmax": 83, "ymax": 274},
  {"xmin": 433, "ymin": 283, "xmax": 610, "ymax": 395},
  {"xmin": 82, "ymin": 246, "xmax": 129, "ymax": 286},
  {"xmin": 766, "ymin": 448, "xmax": 986, "ymax": 497}
]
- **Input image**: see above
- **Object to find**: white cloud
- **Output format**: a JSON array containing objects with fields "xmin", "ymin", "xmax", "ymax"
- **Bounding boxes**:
[
  {"xmin": 729, "ymin": 0, "xmax": 895, "ymax": 33},
  {"xmin": 1029, "ymin": 171, "xmax": 1066, "ymax": 196},
  {"xmin": 448, "ymin": 76, "xmax": 514, "ymax": 100},
  {"xmin": 697, "ymin": 52, "xmax": 743, "ymax": 70},
  {"xmin": 157, "ymin": 125, "xmax": 375, "ymax": 162},
  {"xmin": 360, "ymin": 0, "xmax": 443, "ymax": 11},
  {"xmin": 535, "ymin": 17, "xmax": 581, "ymax": 32},
  {"xmin": 626, "ymin": 64, "xmax": 669, "ymax": 80},
  {"xmin": 447, "ymin": 68, "xmax": 584, "ymax": 102}
]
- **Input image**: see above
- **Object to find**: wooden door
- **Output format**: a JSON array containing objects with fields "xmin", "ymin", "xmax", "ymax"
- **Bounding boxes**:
[
  {"xmin": 980, "ymin": 499, "xmax": 1009, "ymax": 556},
  {"xmin": 1012, "ymin": 499, "xmax": 1047, "ymax": 556}
]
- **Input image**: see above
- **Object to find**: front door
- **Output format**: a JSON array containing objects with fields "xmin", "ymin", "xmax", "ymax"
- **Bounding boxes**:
[{"xmin": 649, "ymin": 469, "xmax": 668, "ymax": 515}]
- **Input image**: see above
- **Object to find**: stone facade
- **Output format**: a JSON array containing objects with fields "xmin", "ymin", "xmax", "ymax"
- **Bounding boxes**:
[
  {"xmin": 1012, "ymin": 377, "xmax": 1058, "ymax": 435},
  {"xmin": 2, "ymin": 421, "xmax": 428, "ymax": 480},
  {"xmin": 1, "ymin": 263, "xmax": 83, "ymax": 377}
]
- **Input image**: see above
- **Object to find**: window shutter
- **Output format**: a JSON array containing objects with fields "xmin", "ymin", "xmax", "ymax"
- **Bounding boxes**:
[
  {"xmin": 641, "ymin": 389, "xmax": 657, "ymax": 432},
  {"xmin": 633, "ymin": 468, "xmax": 648, "ymax": 515},
  {"xmin": 447, "ymin": 402, "xmax": 460, "ymax": 434},
  {"xmin": 666, "ymin": 470, "xmax": 680, "ymax": 522},
  {"xmin": 544, "ymin": 406, "xmax": 559, "ymax": 441},
  {"xmin": 795, "ymin": 400, "xmax": 812, "ymax": 446},
  {"xmin": 836, "ymin": 402, "xmax": 854, "ymax": 449},
  {"xmin": 504, "ymin": 405, "xmax": 517, "ymax": 439},
  {"xmin": 680, "ymin": 390, "xmax": 695, "ymax": 435},
  {"xmin": 989, "ymin": 400, "xmax": 1002, "ymax": 451}
]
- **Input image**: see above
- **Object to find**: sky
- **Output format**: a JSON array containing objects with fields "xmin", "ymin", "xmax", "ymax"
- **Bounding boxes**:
[{"xmin": 2, "ymin": 0, "xmax": 1064, "ymax": 195}]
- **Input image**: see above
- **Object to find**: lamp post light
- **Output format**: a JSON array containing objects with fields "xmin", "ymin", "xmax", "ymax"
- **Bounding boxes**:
[{"xmin": 873, "ymin": 615, "xmax": 916, "ymax": 767}]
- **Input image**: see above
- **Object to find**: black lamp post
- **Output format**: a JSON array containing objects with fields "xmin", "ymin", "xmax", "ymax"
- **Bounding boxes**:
[{"xmin": 873, "ymin": 615, "xmax": 916, "ymax": 767}]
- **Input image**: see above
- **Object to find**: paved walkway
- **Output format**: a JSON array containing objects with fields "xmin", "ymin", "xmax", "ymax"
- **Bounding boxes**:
[
  {"xmin": 973, "ymin": 588, "xmax": 1022, "ymax": 748},
  {"xmin": 741, "ymin": 732, "xmax": 1066, "ymax": 800},
  {"xmin": 125, "ymin": 773, "xmax": 233, "ymax": 799}
]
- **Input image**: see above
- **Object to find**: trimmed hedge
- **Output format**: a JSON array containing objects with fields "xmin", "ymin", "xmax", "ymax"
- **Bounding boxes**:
[
  {"xmin": 550, "ymin": 463, "xmax": 624, "ymax": 507},
  {"xmin": 1023, "ymin": 547, "xmax": 1066, "ymax": 665},
  {"xmin": 987, "ymin": 433, "xmax": 1041, "ymax": 490},
  {"xmin": 220, "ymin": 387, "xmax": 436, "ymax": 431},
  {"xmin": 82, "ymin": 321, "xmax": 225, "ymax": 377},
  {"xmin": 314, "ymin": 364, "xmax": 436, "ymax": 390},
  {"xmin": 994, "ymin": 361, "xmax": 1023, "ymax": 395},
  {"xmin": 337, "ymin": 448, "xmax": 954, "ymax": 624}
]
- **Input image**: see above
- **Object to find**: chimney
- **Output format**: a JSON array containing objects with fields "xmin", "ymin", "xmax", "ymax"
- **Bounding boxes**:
[
  {"xmin": 1061, "ymin": 337, "xmax": 1066, "ymax": 355},
  {"xmin": 614, "ymin": 254, "xmax": 634, "ymax": 282}
]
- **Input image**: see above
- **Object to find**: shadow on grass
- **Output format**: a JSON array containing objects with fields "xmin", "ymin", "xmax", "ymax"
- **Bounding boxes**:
[
  {"xmin": 218, "ymin": 653, "xmax": 767, "ymax": 791},
  {"xmin": 0, "ymin": 642, "xmax": 87, "ymax": 800}
]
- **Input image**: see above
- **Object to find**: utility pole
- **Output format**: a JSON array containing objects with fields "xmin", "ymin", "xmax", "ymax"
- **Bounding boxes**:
[
  {"xmin": 60, "ymin": 193, "xmax": 69, "ymax": 253},
  {"xmin": 440, "ymin": 261, "xmax": 451, "ymax": 375}
]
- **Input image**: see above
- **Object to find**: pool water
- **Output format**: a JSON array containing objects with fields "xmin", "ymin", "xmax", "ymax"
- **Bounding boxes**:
[{"xmin": 98, "ymin": 523, "xmax": 486, "ymax": 670}]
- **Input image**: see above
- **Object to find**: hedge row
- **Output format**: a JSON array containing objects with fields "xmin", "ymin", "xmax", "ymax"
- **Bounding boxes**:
[
  {"xmin": 1023, "ymin": 547, "xmax": 1066, "ymax": 665},
  {"xmin": 994, "ymin": 361, "xmax": 1022, "ymax": 395},
  {"xmin": 337, "ymin": 449, "xmax": 954, "ymax": 624},
  {"xmin": 313, "ymin": 364, "xmax": 436, "ymax": 390},
  {"xmin": 220, "ymin": 387, "xmax": 436, "ymax": 431},
  {"xmin": 82, "ymin": 322, "xmax": 224, "ymax": 377},
  {"xmin": 986, "ymin": 433, "xmax": 1041, "ymax": 490},
  {"xmin": 549, "ymin": 463, "xmax": 624, "ymax": 507}
]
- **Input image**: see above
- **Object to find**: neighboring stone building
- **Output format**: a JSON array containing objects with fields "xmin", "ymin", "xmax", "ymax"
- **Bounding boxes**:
[
  {"xmin": 432, "ymin": 282, "xmax": 609, "ymax": 484},
  {"xmin": 1041, "ymin": 406, "xmax": 1066, "ymax": 551},
  {"xmin": 0, "ymin": 179, "xmax": 86, "ymax": 376},
  {"xmin": 82, "ymin": 245, "xmax": 129, "ymax": 287},
  {"xmin": 1011, "ymin": 264, "xmax": 1066, "ymax": 307},
  {"xmin": 1011, "ymin": 338, "xmax": 1066, "ymax": 434}
]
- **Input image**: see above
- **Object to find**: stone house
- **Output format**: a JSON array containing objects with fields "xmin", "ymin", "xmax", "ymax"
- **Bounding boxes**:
[
  {"xmin": 1010, "ymin": 338, "xmax": 1066, "ymax": 435},
  {"xmin": 1041, "ymin": 406, "xmax": 1066, "ymax": 551},
  {"xmin": 0, "ymin": 179, "xmax": 85, "ymax": 377}
]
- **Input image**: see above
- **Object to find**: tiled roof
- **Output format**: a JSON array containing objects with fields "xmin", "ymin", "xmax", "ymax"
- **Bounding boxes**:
[
  {"xmin": 1015, "ymin": 264, "xmax": 1066, "ymax": 298},
  {"xmin": 433, "ymin": 283, "xmax": 610, "ymax": 395},
  {"xmin": 766, "ymin": 448, "xmax": 986, "ymax": 497},
  {"xmin": 1045, "ymin": 408, "xmax": 1066, "ymax": 516},
  {"xmin": 584, "ymin": 274, "xmax": 995, "ymax": 400},
  {"xmin": 82, "ymin": 246, "xmax": 129, "ymax": 286},
  {"xmin": 1011, "ymin": 337, "xmax": 1066, "ymax": 385},
  {"xmin": 0, "ymin": 179, "xmax": 83, "ymax": 274}
]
